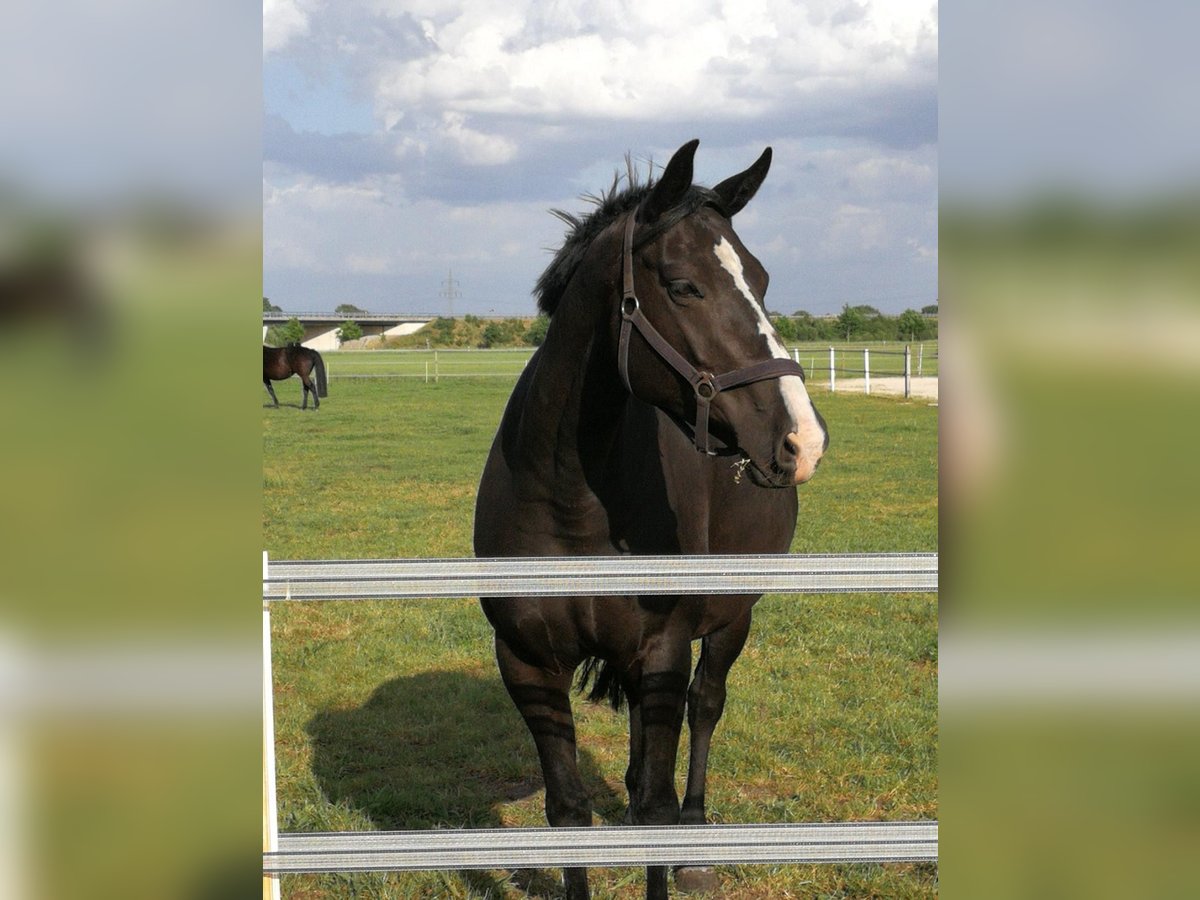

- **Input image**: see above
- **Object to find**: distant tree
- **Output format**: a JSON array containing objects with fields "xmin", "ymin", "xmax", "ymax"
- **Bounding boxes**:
[
  {"xmin": 524, "ymin": 313, "xmax": 550, "ymax": 346},
  {"xmin": 479, "ymin": 322, "xmax": 505, "ymax": 348},
  {"xmin": 771, "ymin": 315, "xmax": 798, "ymax": 341},
  {"xmin": 897, "ymin": 309, "xmax": 928, "ymax": 341},
  {"xmin": 428, "ymin": 317, "xmax": 457, "ymax": 345},
  {"xmin": 921, "ymin": 303, "xmax": 939, "ymax": 316},
  {"xmin": 835, "ymin": 304, "xmax": 866, "ymax": 340},
  {"xmin": 335, "ymin": 303, "xmax": 368, "ymax": 315},
  {"xmin": 785, "ymin": 310, "xmax": 826, "ymax": 341},
  {"xmin": 266, "ymin": 316, "xmax": 305, "ymax": 345},
  {"xmin": 500, "ymin": 318, "xmax": 526, "ymax": 344},
  {"xmin": 852, "ymin": 304, "xmax": 881, "ymax": 317},
  {"xmin": 463, "ymin": 314, "xmax": 481, "ymax": 326},
  {"xmin": 263, "ymin": 297, "xmax": 281, "ymax": 312},
  {"xmin": 336, "ymin": 320, "xmax": 364, "ymax": 345}
]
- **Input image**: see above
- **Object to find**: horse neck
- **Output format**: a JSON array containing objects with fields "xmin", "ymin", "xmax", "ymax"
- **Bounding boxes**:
[{"xmin": 519, "ymin": 271, "xmax": 626, "ymax": 483}]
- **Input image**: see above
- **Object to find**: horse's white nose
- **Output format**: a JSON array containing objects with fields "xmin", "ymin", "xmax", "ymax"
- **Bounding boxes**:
[{"xmin": 785, "ymin": 432, "xmax": 821, "ymax": 485}]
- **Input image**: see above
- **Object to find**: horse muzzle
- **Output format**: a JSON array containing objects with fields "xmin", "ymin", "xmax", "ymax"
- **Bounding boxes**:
[{"xmin": 783, "ymin": 430, "xmax": 824, "ymax": 486}]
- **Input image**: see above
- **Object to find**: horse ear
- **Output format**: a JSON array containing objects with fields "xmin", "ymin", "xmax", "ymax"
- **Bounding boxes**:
[
  {"xmin": 713, "ymin": 147, "xmax": 772, "ymax": 217},
  {"xmin": 640, "ymin": 139, "xmax": 699, "ymax": 224}
]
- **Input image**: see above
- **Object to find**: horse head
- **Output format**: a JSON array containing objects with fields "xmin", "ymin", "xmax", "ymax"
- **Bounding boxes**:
[{"xmin": 614, "ymin": 139, "xmax": 828, "ymax": 487}]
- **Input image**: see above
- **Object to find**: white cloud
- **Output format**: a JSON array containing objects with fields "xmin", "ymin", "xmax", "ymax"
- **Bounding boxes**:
[
  {"xmin": 821, "ymin": 203, "xmax": 889, "ymax": 255},
  {"xmin": 369, "ymin": 0, "xmax": 936, "ymax": 151},
  {"xmin": 263, "ymin": 1, "xmax": 938, "ymax": 314},
  {"xmin": 344, "ymin": 253, "xmax": 392, "ymax": 274},
  {"xmin": 439, "ymin": 111, "xmax": 517, "ymax": 165},
  {"xmin": 264, "ymin": 174, "xmax": 386, "ymax": 212},
  {"xmin": 264, "ymin": 232, "xmax": 323, "ymax": 272},
  {"xmin": 845, "ymin": 156, "xmax": 934, "ymax": 198},
  {"xmin": 264, "ymin": 169, "xmax": 560, "ymax": 278},
  {"xmin": 907, "ymin": 237, "xmax": 936, "ymax": 262},
  {"xmin": 264, "ymin": 0, "xmax": 314, "ymax": 54}
]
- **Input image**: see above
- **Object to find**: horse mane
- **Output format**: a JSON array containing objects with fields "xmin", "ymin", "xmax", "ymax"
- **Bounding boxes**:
[{"xmin": 534, "ymin": 157, "xmax": 725, "ymax": 317}]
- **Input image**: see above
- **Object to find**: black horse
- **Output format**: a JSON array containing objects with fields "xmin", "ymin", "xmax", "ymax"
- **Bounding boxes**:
[
  {"xmin": 263, "ymin": 343, "xmax": 327, "ymax": 409},
  {"xmin": 474, "ymin": 140, "xmax": 829, "ymax": 899}
]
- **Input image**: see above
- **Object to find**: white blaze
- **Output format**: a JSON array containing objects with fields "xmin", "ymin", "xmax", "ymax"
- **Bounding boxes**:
[{"xmin": 713, "ymin": 237, "xmax": 826, "ymax": 463}]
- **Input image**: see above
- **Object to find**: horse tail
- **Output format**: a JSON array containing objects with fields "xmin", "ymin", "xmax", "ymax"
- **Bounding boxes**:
[
  {"xmin": 575, "ymin": 657, "xmax": 626, "ymax": 711},
  {"xmin": 312, "ymin": 350, "xmax": 328, "ymax": 397}
]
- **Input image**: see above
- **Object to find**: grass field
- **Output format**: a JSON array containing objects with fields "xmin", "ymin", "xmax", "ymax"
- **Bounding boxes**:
[
  {"xmin": 263, "ymin": 376, "xmax": 938, "ymax": 898},
  {"xmin": 319, "ymin": 341, "xmax": 938, "ymax": 385}
]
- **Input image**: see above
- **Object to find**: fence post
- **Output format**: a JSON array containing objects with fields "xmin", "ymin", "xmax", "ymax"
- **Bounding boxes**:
[
  {"xmin": 904, "ymin": 344, "xmax": 911, "ymax": 399},
  {"xmin": 829, "ymin": 346, "xmax": 836, "ymax": 392},
  {"xmin": 434, "ymin": 350, "xmax": 439, "ymax": 384},
  {"xmin": 918, "ymin": 343, "xmax": 924, "ymax": 377},
  {"xmin": 793, "ymin": 348, "xmax": 800, "ymax": 365},
  {"xmin": 263, "ymin": 552, "xmax": 280, "ymax": 900},
  {"xmin": 864, "ymin": 348, "xmax": 871, "ymax": 395}
]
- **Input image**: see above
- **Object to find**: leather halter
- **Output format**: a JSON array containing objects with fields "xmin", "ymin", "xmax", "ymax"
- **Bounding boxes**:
[{"xmin": 617, "ymin": 209, "xmax": 807, "ymax": 455}]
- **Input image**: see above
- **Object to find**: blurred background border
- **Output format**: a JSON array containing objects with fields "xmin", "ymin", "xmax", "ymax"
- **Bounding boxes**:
[{"xmin": 2, "ymin": 1, "xmax": 1198, "ymax": 897}]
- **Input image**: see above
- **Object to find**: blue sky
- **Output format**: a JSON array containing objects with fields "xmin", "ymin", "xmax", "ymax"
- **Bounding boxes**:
[{"xmin": 263, "ymin": 1, "xmax": 938, "ymax": 317}]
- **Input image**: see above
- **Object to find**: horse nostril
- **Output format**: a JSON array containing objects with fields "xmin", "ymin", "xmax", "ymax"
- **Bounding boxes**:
[{"xmin": 785, "ymin": 431, "xmax": 821, "ymax": 485}]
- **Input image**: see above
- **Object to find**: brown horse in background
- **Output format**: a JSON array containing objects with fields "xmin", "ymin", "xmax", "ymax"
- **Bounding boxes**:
[{"xmin": 263, "ymin": 343, "xmax": 327, "ymax": 409}]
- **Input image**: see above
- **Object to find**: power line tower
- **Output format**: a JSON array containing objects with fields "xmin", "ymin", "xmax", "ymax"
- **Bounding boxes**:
[{"xmin": 438, "ymin": 269, "xmax": 461, "ymax": 317}]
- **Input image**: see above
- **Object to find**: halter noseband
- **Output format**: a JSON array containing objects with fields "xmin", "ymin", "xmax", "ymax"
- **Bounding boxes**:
[{"xmin": 617, "ymin": 208, "xmax": 807, "ymax": 455}]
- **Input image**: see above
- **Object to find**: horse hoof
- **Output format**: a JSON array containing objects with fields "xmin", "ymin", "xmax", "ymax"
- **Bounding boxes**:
[{"xmin": 674, "ymin": 866, "xmax": 719, "ymax": 893}]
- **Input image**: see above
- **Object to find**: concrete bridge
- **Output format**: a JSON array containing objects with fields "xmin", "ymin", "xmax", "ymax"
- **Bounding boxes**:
[{"xmin": 263, "ymin": 312, "xmax": 440, "ymax": 351}]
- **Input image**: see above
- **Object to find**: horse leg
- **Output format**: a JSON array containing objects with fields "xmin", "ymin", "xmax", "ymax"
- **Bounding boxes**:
[
  {"xmin": 495, "ymin": 637, "xmax": 591, "ymax": 900},
  {"xmin": 623, "ymin": 701, "xmax": 642, "ymax": 824},
  {"xmin": 264, "ymin": 378, "xmax": 279, "ymax": 407},
  {"xmin": 623, "ymin": 698, "xmax": 670, "ymax": 900},
  {"xmin": 625, "ymin": 642, "xmax": 690, "ymax": 900},
  {"xmin": 674, "ymin": 614, "xmax": 752, "ymax": 893}
]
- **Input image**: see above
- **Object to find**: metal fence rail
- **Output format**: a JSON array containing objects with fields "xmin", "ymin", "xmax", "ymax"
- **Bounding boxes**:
[
  {"xmin": 264, "ymin": 553, "xmax": 937, "ymax": 601},
  {"xmin": 265, "ymin": 821, "xmax": 938, "ymax": 874},
  {"xmin": 263, "ymin": 551, "xmax": 939, "ymax": 880}
]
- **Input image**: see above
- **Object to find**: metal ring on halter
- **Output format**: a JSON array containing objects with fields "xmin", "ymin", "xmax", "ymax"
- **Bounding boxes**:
[
  {"xmin": 695, "ymin": 375, "xmax": 716, "ymax": 400},
  {"xmin": 621, "ymin": 295, "xmax": 639, "ymax": 318}
]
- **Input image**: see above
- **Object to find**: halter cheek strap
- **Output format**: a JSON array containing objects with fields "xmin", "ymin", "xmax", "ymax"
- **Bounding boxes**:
[{"xmin": 617, "ymin": 210, "xmax": 806, "ymax": 455}]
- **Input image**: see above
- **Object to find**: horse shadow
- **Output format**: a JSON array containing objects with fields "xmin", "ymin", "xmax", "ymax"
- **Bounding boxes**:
[{"xmin": 306, "ymin": 670, "xmax": 625, "ymax": 897}]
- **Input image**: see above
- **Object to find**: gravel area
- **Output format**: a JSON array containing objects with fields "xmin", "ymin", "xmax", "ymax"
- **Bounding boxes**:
[{"xmin": 829, "ymin": 376, "xmax": 938, "ymax": 401}]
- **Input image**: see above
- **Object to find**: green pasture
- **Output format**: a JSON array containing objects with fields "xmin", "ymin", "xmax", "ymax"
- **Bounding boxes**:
[
  {"xmin": 324, "ymin": 348, "xmax": 535, "ymax": 380},
  {"xmin": 263, "ymin": 377, "xmax": 938, "ymax": 899},
  {"xmin": 319, "ymin": 341, "xmax": 938, "ymax": 386}
]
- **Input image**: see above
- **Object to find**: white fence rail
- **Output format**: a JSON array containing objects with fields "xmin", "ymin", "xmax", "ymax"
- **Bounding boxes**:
[
  {"xmin": 802, "ymin": 344, "xmax": 938, "ymax": 399},
  {"xmin": 264, "ymin": 553, "xmax": 937, "ymax": 601},
  {"xmin": 263, "ymin": 552, "xmax": 938, "ymax": 879},
  {"xmin": 265, "ymin": 821, "xmax": 938, "ymax": 874},
  {"xmin": 316, "ymin": 345, "xmax": 937, "ymax": 396}
]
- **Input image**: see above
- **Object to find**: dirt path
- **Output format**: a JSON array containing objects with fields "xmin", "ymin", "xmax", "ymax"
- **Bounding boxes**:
[{"xmin": 830, "ymin": 376, "xmax": 938, "ymax": 402}]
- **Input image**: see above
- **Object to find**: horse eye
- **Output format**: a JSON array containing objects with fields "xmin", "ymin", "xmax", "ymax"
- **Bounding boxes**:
[{"xmin": 668, "ymin": 280, "xmax": 703, "ymax": 299}]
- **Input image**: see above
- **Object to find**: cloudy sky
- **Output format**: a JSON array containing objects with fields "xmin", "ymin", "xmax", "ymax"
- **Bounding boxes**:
[{"xmin": 264, "ymin": 0, "xmax": 937, "ymax": 317}]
